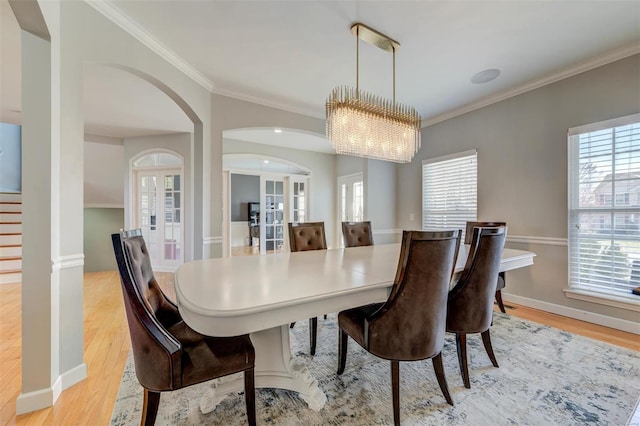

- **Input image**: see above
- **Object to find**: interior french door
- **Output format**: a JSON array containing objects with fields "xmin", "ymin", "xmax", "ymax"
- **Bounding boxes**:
[
  {"xmin": 260, "ymin": 177, "xmax": 285, "ymax": 254},
  {"xmin": 137, "ymin": 169, "xmax": 183, "ymax": 271},
  {"xmin": 337, "ymin": 173, "xmax": 364, "ymax": 247}
]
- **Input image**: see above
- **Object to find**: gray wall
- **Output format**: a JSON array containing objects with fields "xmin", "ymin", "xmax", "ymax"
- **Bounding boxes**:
[
  {"xmin": 231, "ymin": 173, "xmax": 260, "ymax": 221},
  {"xmin": 365, "ymin": 159, "xmax": 400, "ymax": 244},
  {"xmin": 397, "ymin": 54, "xmax": 640, "ymax": 323},
  {"xmin": 0, "ymin": 123, "xmax": 21, "ymax": 192},
  {"xmin": 83, "ymin": 208, "xmax": 124, "ymax": 272}
]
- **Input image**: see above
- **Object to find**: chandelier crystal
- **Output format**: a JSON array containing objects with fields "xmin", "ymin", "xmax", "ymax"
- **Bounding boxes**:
[{"xmin": 326, "ymin": 24, "xmax": 421, "ymax": 163}]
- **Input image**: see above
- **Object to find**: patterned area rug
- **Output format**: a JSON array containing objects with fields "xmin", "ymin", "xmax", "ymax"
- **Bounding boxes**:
[{"xmin": 111, "ymin": 313, "xmax": 639, "ymax": 425}]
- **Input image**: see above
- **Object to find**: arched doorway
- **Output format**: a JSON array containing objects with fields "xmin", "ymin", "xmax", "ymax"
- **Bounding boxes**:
[
  {"xmin": 222, "ymin": 153, "xmax": 311, "ymax": 256},
  {"xmin": 131, "ymin": 150, "xmax": 185, "ymax": 271}
]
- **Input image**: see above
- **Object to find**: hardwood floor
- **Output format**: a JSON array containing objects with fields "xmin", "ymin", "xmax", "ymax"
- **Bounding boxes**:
[{"xmin": 1, "ymin": 271, "xmax": 637, "ymax": 425}]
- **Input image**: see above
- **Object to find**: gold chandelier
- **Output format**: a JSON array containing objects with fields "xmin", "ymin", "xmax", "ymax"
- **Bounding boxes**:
[{"xmin": 326, "ymin": 23, "xmax": 421, "ymax": 163}]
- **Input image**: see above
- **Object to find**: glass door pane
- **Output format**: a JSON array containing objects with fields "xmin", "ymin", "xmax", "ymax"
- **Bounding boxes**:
[
  {"xmin": 138, "ymin": 174, "xmax": 160, "ymax": 263},
  {"xmin": 136, "ymin": 168, "xmax": 183, "ymax": 270},
  {"xmin": 163, "ymin": 174, "xmax": 182, "ymax": 264},
  {"xmin": 263, "ymin": 178, "xmax": 285, "ymax": 253}
]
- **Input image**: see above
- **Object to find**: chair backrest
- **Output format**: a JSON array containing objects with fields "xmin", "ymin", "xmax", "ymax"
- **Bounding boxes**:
[
  {"xmin": 288, "ymin": 222, "xmax": 327, "ymax": 252},
  {"xmin": 342, "ymin": 221, "xmax": 374, "ymax": 247},
  {"xmin": 365, "ymin": 230, "xmax": 461, "ymax": 361},
  {"xmin": 447, "ymin": 227, "xmax": 507, "ymax": 333},
  {"xmin": 111, "ymin": 229, "xmax": 182, "ymax": 391},
  {"xmin": 464, "ymin": 221, "xmax": 506, "ymax": 244}
]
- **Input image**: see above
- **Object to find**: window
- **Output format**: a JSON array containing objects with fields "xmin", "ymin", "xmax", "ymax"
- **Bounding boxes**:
[
  {"xmin": 568, "ymin": 113, "xmax": 640, "ymax": 300},
  {"xmin": 422, "ymin": 150, "xmax": 477, "ymax": 239}
]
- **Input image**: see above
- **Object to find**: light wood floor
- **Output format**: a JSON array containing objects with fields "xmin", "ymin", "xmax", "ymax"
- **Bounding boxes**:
[{"xmin": 1, "ymin": 271, "xmax": 638, "ymax": 425}]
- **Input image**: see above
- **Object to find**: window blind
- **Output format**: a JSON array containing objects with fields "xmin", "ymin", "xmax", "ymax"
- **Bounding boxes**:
[
  {"xmin": 568, "ymin": 114, "xmax": 640, "ymax": 296},
  {"xmin": 422, "ymin": 150, "xmax": 477, "ymax": 238}
]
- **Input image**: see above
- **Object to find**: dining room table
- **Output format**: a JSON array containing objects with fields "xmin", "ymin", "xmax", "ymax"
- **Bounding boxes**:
[{"xmin": 175, "ymin": 242, "xmax": 536, "ymax": 413}]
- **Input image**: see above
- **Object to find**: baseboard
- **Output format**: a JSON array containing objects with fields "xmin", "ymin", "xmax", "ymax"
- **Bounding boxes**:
[
  {"xmin": 61, "ymin": 362, "xmax": 87, "ymax": 390},
  {"xmin": 503, "ymin": 293, "xmax": 640, "ymax": 335},
  {"xmin": 16, "ymin": 375, "xmax": 62, "ymax": 415}
]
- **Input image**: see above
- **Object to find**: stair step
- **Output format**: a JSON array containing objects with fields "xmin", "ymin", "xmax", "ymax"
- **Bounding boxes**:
[
  {"xmin": 0, "ymin": 213, "xmax": 21, "ymax": 222},
  {"xmin": 0, "ymin": 224, "xmax": 21, "ymax": 233},
  {"xmin": 0, "ymin": 203, "xmax": 21, "ymax": 212},
  {"xmin": 0, "ymin": 234, "xmax": 21, "ymax": 245},
  {"xmin": 0, "ymin": 244, "xmax": 22, "ymax": 258},
  {"xmin": 0, "ymin": 258, "xmax": 21, "ymax": 270},
  {"xmin": 0, "ymin": 268, "xmax": 21, "ymax": 274},
  {"xmin": 0, "ymin": 271, "xmax": 21, "ymax": 284},
  {"xmin": 0, "ymin": 193, "xmax": 22, "ymax": 203},
  {"xmin": 0, "ymin": 246, "xmax": 21, "ymax": 257}
]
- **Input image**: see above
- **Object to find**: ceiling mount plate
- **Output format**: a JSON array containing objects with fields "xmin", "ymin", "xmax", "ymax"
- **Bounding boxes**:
[{"xmin": 350, "ymin": 23, "xmax": 400, "ymax": 52}]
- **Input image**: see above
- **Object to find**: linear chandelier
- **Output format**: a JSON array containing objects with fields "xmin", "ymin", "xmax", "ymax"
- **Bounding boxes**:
[{"xmin": 326, "ymin": 23, "xmax": 421, "ymax": 163}]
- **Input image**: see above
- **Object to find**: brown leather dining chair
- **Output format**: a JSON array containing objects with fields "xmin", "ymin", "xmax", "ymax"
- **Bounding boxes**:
[
  {"xmin": 341, "ymin": 221, "xmax": 374, "ymax": 247},
  {"xmin": 287, "ymin": 221, "xmax": 327, "ymax": 356},
  {"xmin": 112, "ymin": 229, "xmax": 256, "ymax": 426},
  {"xmin": 465, "ymin": 221, "xmax": 508, "ymax": 313},
  {"xmin": 448, "ymin": 226, "xmax": 507, "ymax": 389},
  {"xmin": 337, "ymin": 230, "xmax": 461, "ymax": 426}
]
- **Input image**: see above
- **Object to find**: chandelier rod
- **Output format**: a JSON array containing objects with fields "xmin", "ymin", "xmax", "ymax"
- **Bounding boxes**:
[
  {"xmin": 356, "ymin": 24, "xmax": 359, "ymax": 97},
  {"xmin": 392, "ymin": 45, "xmax": 396, "ymax": 104}
]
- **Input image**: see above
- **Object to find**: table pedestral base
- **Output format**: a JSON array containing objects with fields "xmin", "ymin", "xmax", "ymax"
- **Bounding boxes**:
[{"xmin": 199, "ymin": 325, "xmax": 327, "ymax": 414}]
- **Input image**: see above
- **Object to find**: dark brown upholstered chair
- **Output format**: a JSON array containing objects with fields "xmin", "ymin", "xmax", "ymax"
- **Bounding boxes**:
[
  {"xmin": 337, "ymin": 230, "xmax": 461, "ymax": 426},
  {"xmin": 112, "ymin": 230, "xmax": 256, "ymax": 426},
  {"xmin": 341, "ymin": 221, "xmax": 374, "ymax": 247},
  {"xmin": 465, "ymin": 221, "xmax": 508, "ymax": 313},
  {"xmin": 287, "ymin": 222, "xmax": 327, "ymax": 356},
  {"xmin": 448, "ymin": 226, "xmax": 507, "ymax": 389}
]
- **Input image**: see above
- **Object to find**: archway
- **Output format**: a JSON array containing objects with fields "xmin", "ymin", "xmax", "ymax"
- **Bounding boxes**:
[{"xmin": 222, "ymin": 151, "xmax": 312, "ymax": 257}]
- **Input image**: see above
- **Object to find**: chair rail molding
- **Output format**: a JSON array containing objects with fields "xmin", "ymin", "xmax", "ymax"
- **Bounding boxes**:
[
  {"xmin": 51, "ymin": 253, "xmax": 85, "ymax": 272},
  {"xmin": 372, "ymin": 229, "xmax": 402, "ymax": 235},
  {"xmin": 506, "ymin": 235, "xmax": 567, "ymax": 246},
  {"xmin": 203, "ymin": 236, "xmax": 223, "ymax": 245}
]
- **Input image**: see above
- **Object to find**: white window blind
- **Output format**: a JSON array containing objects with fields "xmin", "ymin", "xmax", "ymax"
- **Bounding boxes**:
[
  {"xmin": 422, "ymin": 150, "xmax": 477, "ymax": 238},
  {"xmin": 568, "ymin": 114, "xmax": 640, "ymax": 297}
]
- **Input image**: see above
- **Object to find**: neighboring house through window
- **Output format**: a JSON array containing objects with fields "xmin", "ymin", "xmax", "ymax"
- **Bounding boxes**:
[
  {"xmin": 567, "ymin": 113, "xmax": 640, "ymax": 304},
  {"xmin": 422, "ymin": 149, "xmax": 477, "ymax": 239}
]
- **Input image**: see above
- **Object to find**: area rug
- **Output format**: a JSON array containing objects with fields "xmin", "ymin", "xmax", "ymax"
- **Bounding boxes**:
[{"xmin": 111, "ymin": 313, "xmax": 639, "ymax": 425}]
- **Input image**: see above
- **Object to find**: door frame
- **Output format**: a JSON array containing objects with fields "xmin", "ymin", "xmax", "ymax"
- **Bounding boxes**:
[
  {"xmin": 130, "ymin": 149, "xmax": 185, "ymax": 271},
  {"xmin": 336, "ymin": 172, "xmax": 365, "ymax": 247}
]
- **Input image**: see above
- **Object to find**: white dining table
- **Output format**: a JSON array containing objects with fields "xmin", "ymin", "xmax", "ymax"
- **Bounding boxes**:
[{"xmin": 175, "ymin": 243, "xmax": 535, "ymax": 413}]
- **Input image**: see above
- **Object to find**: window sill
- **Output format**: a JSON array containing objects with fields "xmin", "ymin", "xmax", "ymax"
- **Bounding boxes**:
[{"xmin": 563, "ymin": 287, "xmax": 640, "ymax": 312}]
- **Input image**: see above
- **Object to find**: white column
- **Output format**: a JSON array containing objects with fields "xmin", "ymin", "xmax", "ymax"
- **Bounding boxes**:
[{"xmin": 15, "ymin": 0, "xmax": 86, "ymax": 414}]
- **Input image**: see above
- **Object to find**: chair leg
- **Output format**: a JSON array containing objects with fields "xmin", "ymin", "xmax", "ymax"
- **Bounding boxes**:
[
  {"xmin": 337, "ymin": 328, "xmax": 348, "ymax": 375},
  {"xmin": 391, "ymin": 360, "xmax": 400, "ymax": 426},
  {"xmin": 495, "ymin": 290, "xmax": 506, "ymax": 314},
  {"xmin": 290, "ymin": 322, "xmax": 295, "ymax": 328},
  {"xmin": 141, "ymin": 389, "xmax": 160, "ymax": 426},
  {"xmin": 309, "ymin": 317, "xmax": 318, "ymax": 356},
  {"xmin": 481, "ymin": 329, "xmax": 499, "ymax": 368},
  {"xmin": 431, "ymin": 352, "xmax": 454, "ymax": 405},
  {"xmin": 324, "ymin": 314, "xmax": 327, "ymax": 320},
  {"xmin": 244, "ymin": 369, "xmax": 256, "ymax": 426},
  {"xmin": 455, "ymin": 333, "xmax": 471, "ymax": 389}
]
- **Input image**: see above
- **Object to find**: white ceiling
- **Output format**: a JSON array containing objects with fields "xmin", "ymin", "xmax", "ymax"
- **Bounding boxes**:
[{"xmin": 1, "ymin": 0, "xmax": 639, "ymax": 150}]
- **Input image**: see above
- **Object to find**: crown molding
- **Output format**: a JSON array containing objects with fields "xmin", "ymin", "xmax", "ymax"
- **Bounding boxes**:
[
  {"xmin": 212, "ymin": 87, "xmax": 325, "ymax": 120},
  {"xmin": 84, "ymin": 0, "xmax": 213, "ymax": 92},
  {"xmin": 422, "ymin": 41, "xmax": 640, "ymax": 128}
]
